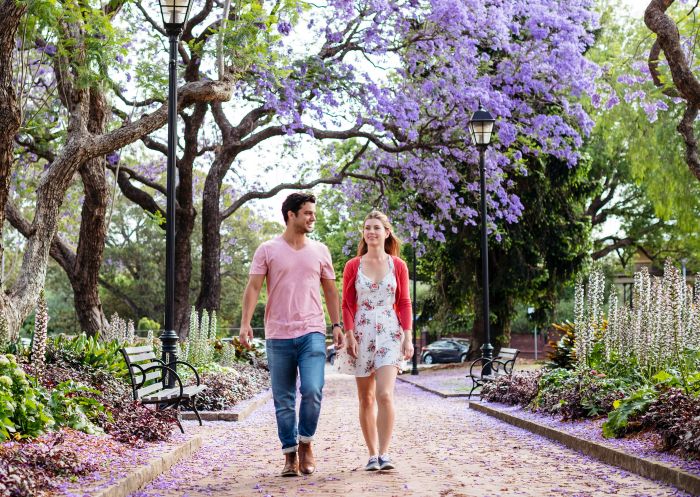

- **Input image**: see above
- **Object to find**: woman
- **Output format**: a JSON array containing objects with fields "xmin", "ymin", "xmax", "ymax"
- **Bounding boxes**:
[{"xmin": 336, "ymin": 210, "xmax": 413, "ymax": 471}]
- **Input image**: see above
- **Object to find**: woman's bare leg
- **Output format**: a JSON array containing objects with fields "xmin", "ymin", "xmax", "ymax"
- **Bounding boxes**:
[
  {"xmin": 356, "ymin": 375, "xmax": 378, "ymax": 456},
  {"xmin": 375, "ymin": 366, "xmax": 398, "ymax": 455}
]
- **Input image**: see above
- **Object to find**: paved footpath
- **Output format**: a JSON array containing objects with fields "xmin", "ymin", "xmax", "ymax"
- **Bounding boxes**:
[{"xmin": 132, "ymin": 370, "xmax": 690, "ymax": 497}]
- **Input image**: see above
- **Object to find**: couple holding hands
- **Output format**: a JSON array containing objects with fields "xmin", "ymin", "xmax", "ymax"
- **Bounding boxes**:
[{"xmin": 239, "ymin": 192, "xmax": 413, "ymax": 476}]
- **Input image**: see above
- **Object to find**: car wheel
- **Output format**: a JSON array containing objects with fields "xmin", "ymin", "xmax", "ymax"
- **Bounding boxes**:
[
  {"xmin": 423, "ymin": 354, "xmax": 434, "ymax": 365},
  {"xmin": 459, "ymin": 353, "xmax": 467, "ymax": 363},
  {"xmin": 329, "ymin": 354, "xmax": 335, "ymax": 365}
]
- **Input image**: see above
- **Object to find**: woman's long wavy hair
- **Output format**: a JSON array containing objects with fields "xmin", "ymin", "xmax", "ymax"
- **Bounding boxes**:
[{"xmin": 356, "ymin": 210, "xmax": 401, "ymax": 257}]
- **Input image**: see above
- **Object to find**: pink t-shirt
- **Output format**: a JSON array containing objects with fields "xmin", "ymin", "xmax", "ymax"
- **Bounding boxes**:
[{"xmin": 249, "ymin": 236, "xmax": 336, "ymax": 339}]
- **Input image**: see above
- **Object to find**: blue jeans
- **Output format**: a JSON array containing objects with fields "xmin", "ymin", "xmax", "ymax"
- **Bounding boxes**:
[{"xmin": 266, "ymin": 332, "xmax": 326, "ymax": 453}]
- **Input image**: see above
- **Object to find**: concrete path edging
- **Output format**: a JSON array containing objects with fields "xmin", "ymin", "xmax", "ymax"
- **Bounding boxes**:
[
  {"xmin": 93, "ymin": 435, "xmax": 203, "ymax": 497},
  {"xmin": 469, "ymin": 402, "xmax": 700, "ymax": 497},
  {"xmin": 181, "ymin": 388, "xmax": 273, "ymax": 421},
  {"xmin": 396, "ymin": 375, "xmax": 471, "ymax": 397}
]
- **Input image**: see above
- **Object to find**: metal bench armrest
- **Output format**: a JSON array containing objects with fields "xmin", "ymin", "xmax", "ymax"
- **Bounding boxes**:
[
  {"xmin": 468, "ymin": 357, "xmax": 494, "ymax": 379},
  {"xmin": 171, "ymin": 360, "xmax": 201, "ymax": 386}
]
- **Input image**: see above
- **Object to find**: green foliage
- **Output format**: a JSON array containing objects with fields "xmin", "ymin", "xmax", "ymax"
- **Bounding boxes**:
[
  {"xmin": 21, "ymin": 0, "xmax": 130, "ymax": 96},
  {"xmin": 546, "ymin": 321, "xmax": 576, "ymax": 369},
  {"xmin": 534, "ymin": 367, "xmax": 634, "ymax": 420},
  {"xmin": 422, "ymin": 151, "xmax": 594, "ymax": 348},
  {"xmin": 48, "ymin": 334, "xmax": 127, "ymax": 377},
  {"xmin": 585, "ymin": 2, "xmax": 700, "ymax": 241},
  {"xmin": 47, "ymin": 381, "xmax": 106, "ymax": 435},
  {"xmin": 137, "ymin": 316, "xmax": 160, "ymax": 331},
  {"xmin": 0, "ymin": 354, "xmax": 54, "ymax": 441},
  {"xmin": 602, "ymin": 386, "xmax": 657, "ymax": 438}
]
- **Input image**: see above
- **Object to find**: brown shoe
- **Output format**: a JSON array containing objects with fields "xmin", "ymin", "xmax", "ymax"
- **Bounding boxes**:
[
  {"xmin": 281, "ymin": 452, "xmax": 300, "ymax": 477},
  {"xmin": 298, "ymin": 441, "xmax": 316, "ymax": 475}
]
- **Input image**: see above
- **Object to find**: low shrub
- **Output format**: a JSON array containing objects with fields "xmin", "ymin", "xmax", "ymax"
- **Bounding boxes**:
[
  {"xmin": 534, "ymin": 368, "xmax": 633, "ymax": 420},
  {"xmin": 0, "ymin": 354, "xmax": 54, "ymax": 441},
  {"xmin": 46, "ymin": 334, "xmax": 127, "ymax": 377},
  {"xmin": 0, "ymin": 432, "xmax": 96, "ymax": 497},
  {"xmin": 640, "ymin": 388, "xmax": 700, "ymax": 456},
  {"xmin": 24, "ymin": 353, "xmax": 175, "ymax": 444},
  {"xmin": 481, "ymin": 370, "xmax": 542, "ymax": 405},
  {"xmin": 187, "ymin": 363, "xmax": 270, "ymax": 412},
  {"xmin": 602, "ymin": 385, "xmax": 657, "ymax": 438},
  {"xmin": 104, "ymin": 401, "xmax": 177, "ymax": 444}
]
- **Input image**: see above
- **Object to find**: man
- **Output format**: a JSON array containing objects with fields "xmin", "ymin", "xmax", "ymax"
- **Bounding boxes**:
[{"xmin": 240, "ymin": 192, "xmax": 343, "ymax": 477}]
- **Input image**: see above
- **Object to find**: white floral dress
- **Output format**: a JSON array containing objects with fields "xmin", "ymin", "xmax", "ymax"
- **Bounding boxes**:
[{"xmin": 336, "ymin": 257, "xmax": 404, "ymax": 377}]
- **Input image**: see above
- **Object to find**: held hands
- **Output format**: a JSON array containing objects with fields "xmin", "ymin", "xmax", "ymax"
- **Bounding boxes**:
[
  {"xmin": 239, "ymin": 324, "xmax": 254, "ymax": 349},
  {"xmin": 402, "ymin": 332, "xmax": 414, "ymax": 360}
]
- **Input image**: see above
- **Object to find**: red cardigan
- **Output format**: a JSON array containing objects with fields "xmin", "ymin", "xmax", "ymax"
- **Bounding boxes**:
[{"xmin": 342, "ymin": 255, "xmax": 412, "ymax": 331}]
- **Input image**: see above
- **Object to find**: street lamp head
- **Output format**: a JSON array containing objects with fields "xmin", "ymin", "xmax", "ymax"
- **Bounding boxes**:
[
  {"xmin": 469, "ymin": 105, "xmax": 496, "ymax": 146},
  {"xmin": 159, "ymin": 0, "xmax": 194, "ymax": 34}
]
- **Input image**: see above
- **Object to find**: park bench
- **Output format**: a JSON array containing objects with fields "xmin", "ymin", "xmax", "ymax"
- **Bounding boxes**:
[
  {"xmin": 120, "ymin": 345, "xmax": 206, "ymax": 433},
  {"xmin": 467, "ymin": 347, "xmax": 520, "ymax": 398}
]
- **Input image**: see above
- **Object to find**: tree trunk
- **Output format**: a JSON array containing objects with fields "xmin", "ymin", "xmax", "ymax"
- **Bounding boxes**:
[
  {"xmin": 492, "ymin": 294, "xmax": 513, "ymax": 350},
  {"xmin": 196, "ymin": 163, "xmax": 226, "ymax": 313},
  {"xmin": 470, "ymin": 291, "xmax": 485, "ymax": 356},
  {"xmin": 70, "ymin": 89, "xmax": 110, "ymax": 336},
  {"xmin": 174, "ymin": 205, "xmax": 194, "ymax": 338},
  {"xmin": 172, "ymin": 104, "xmax": 207, "ymax": 339},
  {"xmin": 0, "ymin": 1, "xmax": 27, "ymax": 340}
]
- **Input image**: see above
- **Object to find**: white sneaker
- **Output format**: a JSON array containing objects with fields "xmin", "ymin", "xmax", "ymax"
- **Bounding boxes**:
[{"xmin": 365, "ymin": 456, "xmax": 380, "ymax": 471}]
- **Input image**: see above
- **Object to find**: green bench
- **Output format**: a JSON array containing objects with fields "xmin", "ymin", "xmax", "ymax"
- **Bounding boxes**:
[{"xmin": 120, "ymin": 345, "xmax": 206, "ymax": 432}]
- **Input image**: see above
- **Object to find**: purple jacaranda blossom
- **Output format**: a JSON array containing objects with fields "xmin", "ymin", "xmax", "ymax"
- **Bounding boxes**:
[
  {"xmin": 106, "ymin": 152, "xmax": 119, "ymax": 166},
  {"xmin": 277, "ymin": 21, "xmax": 291, "ymax": 35},
  {"xmin": 43, "ymin": 44, "xmax": 57, "ymax": 56}
]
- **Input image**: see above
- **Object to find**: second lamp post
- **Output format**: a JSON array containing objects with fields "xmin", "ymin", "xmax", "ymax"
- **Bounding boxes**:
[{"xmin": 468, "ymin": 105, "xmax": 496, "ymax": 376}]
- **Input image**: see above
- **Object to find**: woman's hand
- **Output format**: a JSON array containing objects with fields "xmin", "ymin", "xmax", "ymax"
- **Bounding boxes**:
[
  {"xmin": 402, "ymin": 332, "xmax": 414, "ymax": 360},
  {"xmin": 345, "ymin": 332, "xmax": 358, "ymax": 359}
]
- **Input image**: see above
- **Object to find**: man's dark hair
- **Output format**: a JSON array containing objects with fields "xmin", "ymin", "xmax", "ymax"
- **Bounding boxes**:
[{"xmin": 282, "ymin": 192, "xmax": 316, "ymax": 223}]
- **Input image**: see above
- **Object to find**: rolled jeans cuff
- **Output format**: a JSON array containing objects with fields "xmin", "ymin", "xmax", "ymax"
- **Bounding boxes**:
[
  {"xmin": 282, "ymin": 445, "xmax": 298, "ymax": 454},
  {"xmin": 298, "ymin": 435, "xmax": 313, "ymax": 444}
]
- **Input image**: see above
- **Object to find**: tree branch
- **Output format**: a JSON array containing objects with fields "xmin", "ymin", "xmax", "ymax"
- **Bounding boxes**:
[
  {"xmin": 107, "ymin": 163, "xmax": 167, "ymax": 196},
  {"xmin": 220, "ymin": 140, "xmax": 371, "ymax": 219}
]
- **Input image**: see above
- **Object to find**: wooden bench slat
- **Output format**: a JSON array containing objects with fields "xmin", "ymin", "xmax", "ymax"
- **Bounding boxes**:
[
  {"xmin": 137, "ymin": 381, "xmax": 165, "ymax": 398},
  {"xmin": 141, "ymin": 385, "xmax": 207, "ymax": 402},
  {"xmin": 130, "ymin": 361, "xmax": 161, "ymax": 372},
  {"xmin": 133, "ymin": 371, "xmax": 161, "ymax": 384},
  {"xmin": 123, "ymin": 345, "xmax": 154, "ymax": 355},
  {"xmin": 127, "ymin": 352, "xmax": 158, "ymax": 364}
]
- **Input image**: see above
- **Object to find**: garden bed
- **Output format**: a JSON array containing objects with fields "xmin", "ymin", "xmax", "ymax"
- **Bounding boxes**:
[{"xmin": 0, "ymin": 426, "xmax": 196, "ymax": 497}]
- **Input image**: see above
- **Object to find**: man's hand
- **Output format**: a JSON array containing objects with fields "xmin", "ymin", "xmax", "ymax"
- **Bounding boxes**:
[
  {"xmin": 239, "ymin": 324, "xmax": 254, "ymax": 349},
  {"xmin": 333, "ymin": 326, "xmax": 344, "ymax": 349}
]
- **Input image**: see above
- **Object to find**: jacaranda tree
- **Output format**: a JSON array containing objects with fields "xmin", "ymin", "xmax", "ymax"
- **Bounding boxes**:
[{"xmin": 4, "ymin": 0, "xmax": 600, "ymax": 339}]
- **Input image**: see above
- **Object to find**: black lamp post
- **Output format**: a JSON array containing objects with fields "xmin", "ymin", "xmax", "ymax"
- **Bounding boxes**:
[
  {"xmin": 468, "ymin": 105, "xmax": 496, "ymax": 376},
  {"xmin": 411, "ymin": 239, "xmax": 419, "ymax": 375},
  {"xmin": 159, "ymin": 0, "xmax": 193, "ymax": 386}
]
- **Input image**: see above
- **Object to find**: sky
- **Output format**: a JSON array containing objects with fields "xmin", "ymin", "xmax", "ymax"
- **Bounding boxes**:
[{"xmin": 623, "ymin": 1, "xmax": 647, "ymax": 18}]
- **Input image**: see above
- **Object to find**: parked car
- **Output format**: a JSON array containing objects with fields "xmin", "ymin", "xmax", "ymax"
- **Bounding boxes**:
[{"xmin": 421, "ymin": 339, "xmax": 471, "ymax": 365}]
